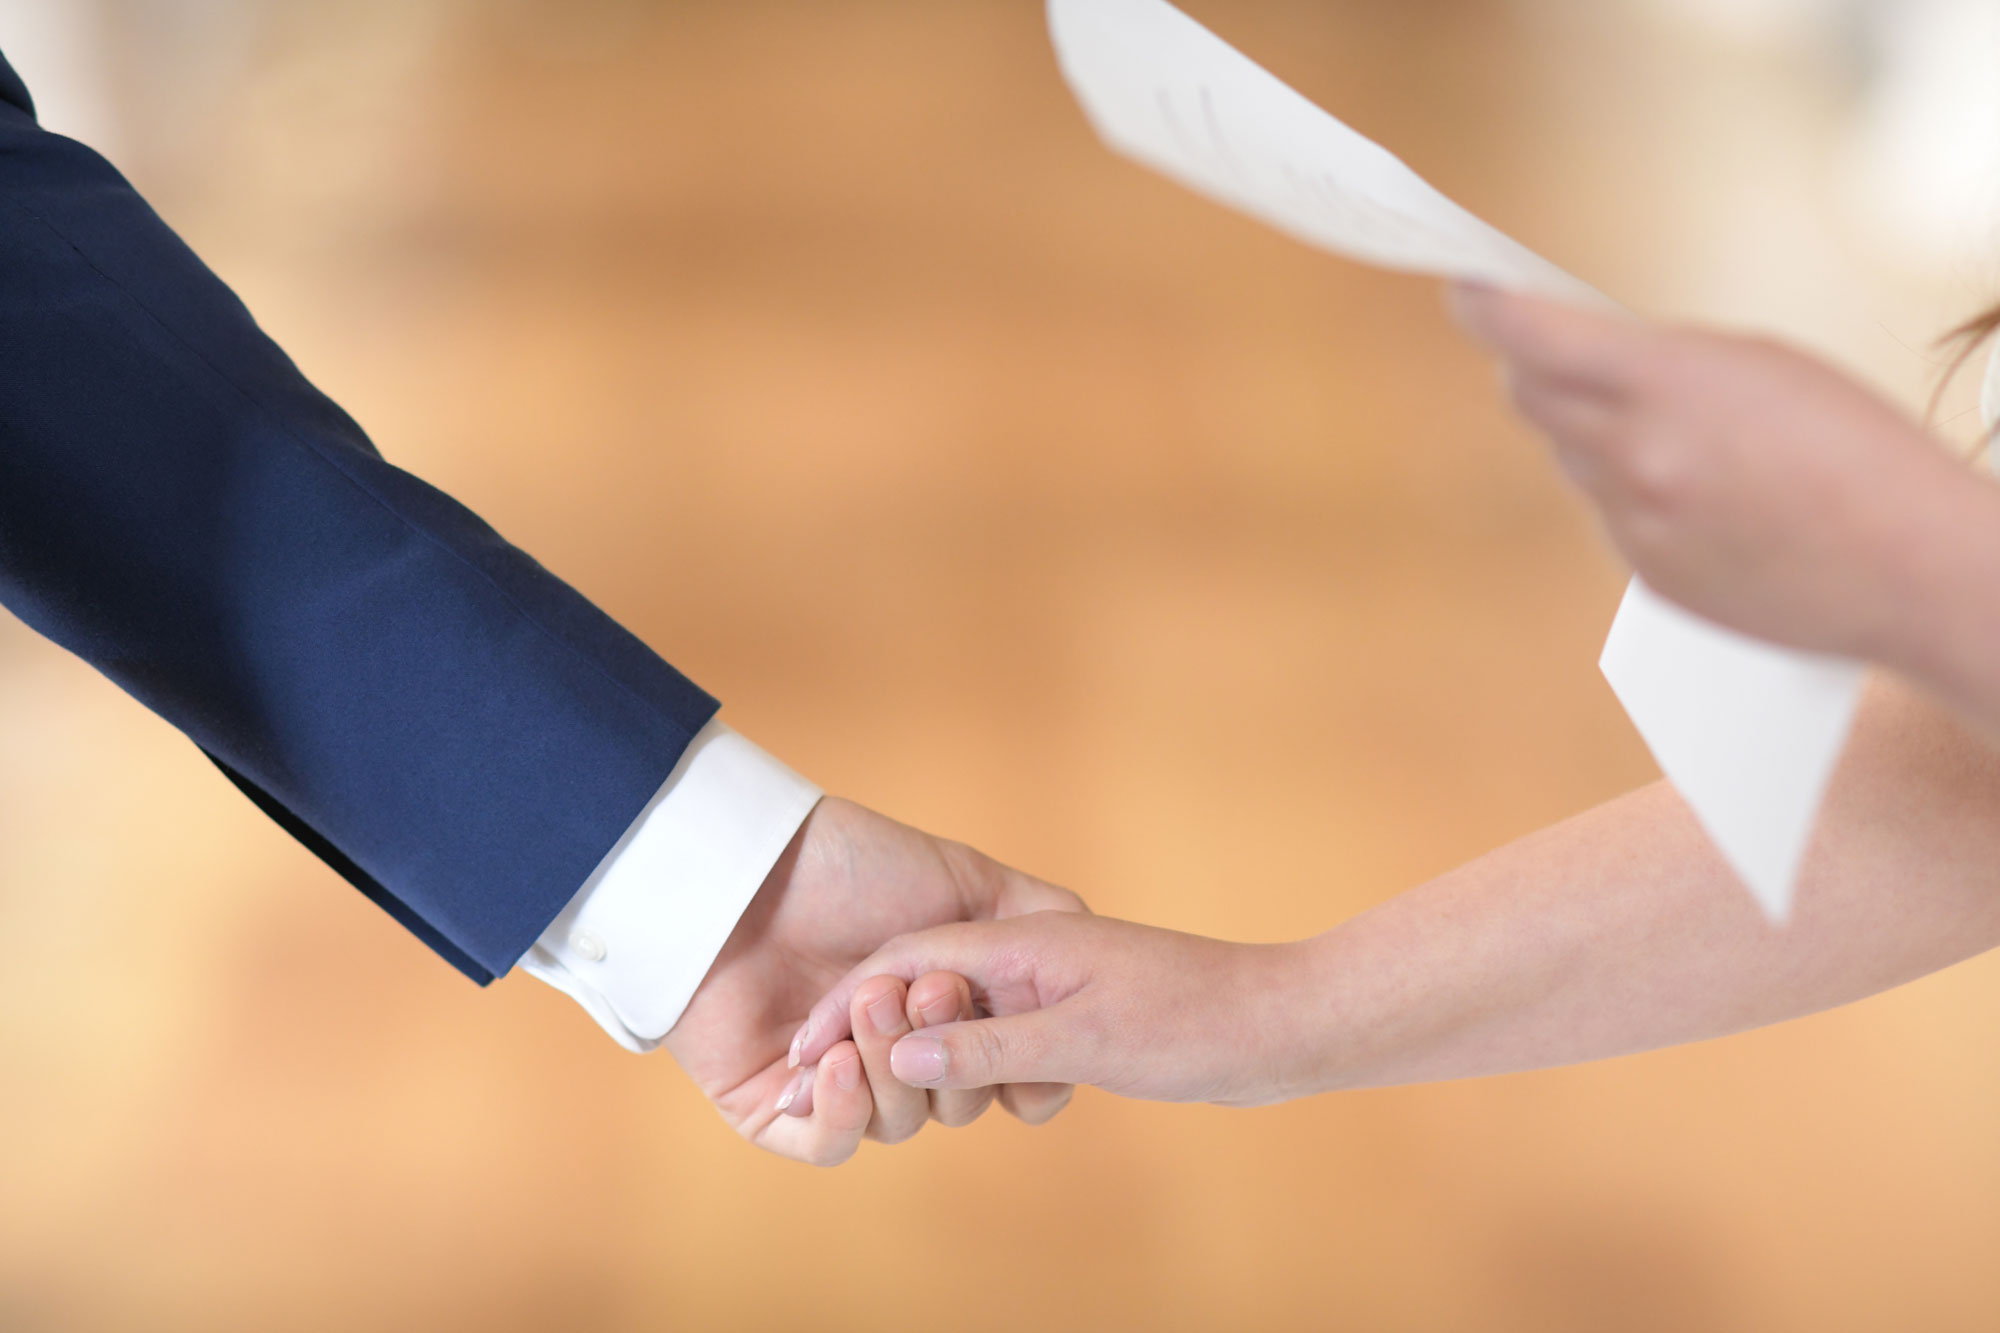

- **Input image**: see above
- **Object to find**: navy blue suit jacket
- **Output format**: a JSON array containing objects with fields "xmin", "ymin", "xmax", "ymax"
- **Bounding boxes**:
[{"xmin": 0, "ymin": 53, "xmax": 717, "ymax": 983}]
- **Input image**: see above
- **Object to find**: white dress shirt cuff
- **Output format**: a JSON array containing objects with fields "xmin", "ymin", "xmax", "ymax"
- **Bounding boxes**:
[{"xmin": 518, "ymin": 719, "xmax": 822, "ymax": 1053}]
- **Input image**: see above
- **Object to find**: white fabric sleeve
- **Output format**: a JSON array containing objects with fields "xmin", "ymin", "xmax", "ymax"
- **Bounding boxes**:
[{"xmin": 517, "ymin": 719, "xmax": 822, "ymax": 1052}]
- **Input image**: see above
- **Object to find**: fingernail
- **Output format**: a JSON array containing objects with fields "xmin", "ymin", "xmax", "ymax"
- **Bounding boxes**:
[
  {"xmin": 831, "ymin": 1051, "xmax": 860, "ymax": 1093},
  {"xmin": 865, "ymin": 990, "xmax": 904, "ymax": 1037},
  {"xmin": 891, "ymin": 1036, "xmax": 947, "ymax": 1087},
  {"xmin": 917, "ymin": 993, "xmax": 958, "ymax": 1027},
  {"xmin": 787, "ymin": 1021, "xmax": 811, "ymax": 1070},
  {"xmin": 775, "ymin": 1066, "xmax": 810, "ymax": 1114}
]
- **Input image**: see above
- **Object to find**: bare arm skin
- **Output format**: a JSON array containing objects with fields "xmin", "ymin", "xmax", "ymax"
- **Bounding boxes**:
[
  {"xmin": 792, "ymin": 676, "xmax": 2000, "ymax": 1106},
  {"xmin": 1295, "ymin": 674, "xmax": 2000, "ymax": 1094}
]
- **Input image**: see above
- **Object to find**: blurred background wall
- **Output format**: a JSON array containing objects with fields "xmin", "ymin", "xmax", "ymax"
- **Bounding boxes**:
[{"xmin": 2, "ymin": 1, "xmax": 2000, "ymax": 1329}]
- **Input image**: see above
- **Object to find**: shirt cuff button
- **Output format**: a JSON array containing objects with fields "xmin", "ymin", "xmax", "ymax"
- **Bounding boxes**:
[{"xmin": 569, "ymin": 929, "xmax": 607, "ymax": 963}]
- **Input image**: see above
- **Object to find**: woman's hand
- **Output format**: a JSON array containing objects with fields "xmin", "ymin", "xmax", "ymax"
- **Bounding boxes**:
[
  {"xmin": 791, "ymin": 912, "xmax": 1312, "ymax": 1108},
  {"xmin": 664, "ymin": 798, "xmax": 1085, "ymax": 1166},
  {"xmin": 1449, "ymin": 284, "xmax": 2000, "ymax": 668}
]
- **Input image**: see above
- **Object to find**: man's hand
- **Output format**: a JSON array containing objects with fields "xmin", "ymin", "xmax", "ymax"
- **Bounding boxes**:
[
  {"xmin": 662, "ymin": 797, "xmax": 1085, "ymax": 1166},
  {"xmin": 1449, "ymin": 284, "xmax": 1999, "ymax": 666}
]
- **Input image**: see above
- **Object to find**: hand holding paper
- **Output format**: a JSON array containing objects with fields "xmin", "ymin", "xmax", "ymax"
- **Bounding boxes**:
[{"xmin": 1048, "ymin": 0, "xmax": 1877, "ymax": 918}]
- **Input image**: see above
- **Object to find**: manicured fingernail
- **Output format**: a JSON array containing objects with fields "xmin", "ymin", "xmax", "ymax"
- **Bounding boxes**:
[
  {"xmin": 865, "ymin": 990, "xmax": 904, "ymax": 1037},
  {"xmin": 917, "ymin": 993, "xmax": 958, "ymax": 1027},
  {"xmin": 831, "ymin": 1051, "xmax": 860, "ymax": 1093},
  {"xmin": 776, "ymin": 1056, "xmax": 816, "ymax": 1112},
  {"xmin": 787, "ymin": 1021, "xmax": 811, "ymax": 1069},
  {"xmin": 775, "ymin": 1066, "xmax": 810, "ymax": 1114},
  {"xmin": 891, "ymin": 1036, "xmax": 946, "ymax": 1087}
]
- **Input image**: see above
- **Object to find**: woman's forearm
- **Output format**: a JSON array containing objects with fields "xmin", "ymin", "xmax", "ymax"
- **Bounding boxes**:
[
  {"xmin": 793, "ymin": 674, "xmax": 2000, "ymax": 1109},
  {"xmin": 1290, "ymin": 674, "xmax": 2000, "ymax": 1095}
]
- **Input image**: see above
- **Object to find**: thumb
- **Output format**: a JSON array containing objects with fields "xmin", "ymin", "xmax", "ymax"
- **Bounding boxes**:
[
  {"xmin": 792, "ymin": 918, "xmax": 1029, "ymax": 1071},
  {"xmin": 886, "ymin": 1008, "xmax": 1082, "ymax": 1091},
  {"xmin": 1449, "ymin": 282, "xmax": 1648, "ymax": 391}
]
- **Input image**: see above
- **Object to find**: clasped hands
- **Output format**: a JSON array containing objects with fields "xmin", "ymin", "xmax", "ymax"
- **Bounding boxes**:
[
  {"xmin": 668, "ymin": 289, "xmax": 2000, "ymax": 1166},
  {"xmin": 664, "ymin": 795, "xmax": 1295, "ymax": 1166}
]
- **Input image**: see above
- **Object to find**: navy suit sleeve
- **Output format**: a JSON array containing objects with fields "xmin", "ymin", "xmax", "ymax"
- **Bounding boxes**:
[{"xmin": 0, "ymin": 57, "xmax": 718, "ymax": 984}]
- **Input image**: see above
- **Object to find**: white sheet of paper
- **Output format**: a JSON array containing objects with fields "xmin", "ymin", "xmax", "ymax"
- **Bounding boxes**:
[{"xmin": 1048, "ymin": 0, "xmax": 1868, "ymax": 919}]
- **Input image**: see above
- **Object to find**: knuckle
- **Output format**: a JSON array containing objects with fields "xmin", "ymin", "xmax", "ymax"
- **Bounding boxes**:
[
  {"xmin": 934, "ymin": 1091, "xmax": 991, "ymax": 1129},
  {"xmin": 1620, "ymin": 434, "xmax": 1691, "ymax": 512},
  {"xmin": 850, "ymin": 976, "xmax": 904, "ymax": 1024},
  {"xmin": 871, "ymin": 1116, "xmax": 922, "ymax": 1146},
  {"xmin": 1036, "ymin": 1088, "xmax": 1076, "ymax": 1126},
  {"xmin": 855, "ymin": 974, "xmax": 902, "ymax": 1004},
  {"xmin": 958, "ymin": 1021, "xmax": 1010, "ymax": 1083},
  {"xmin": 1017, "ymin": 1084, "xmax": 1074, "ymax": 1127}
]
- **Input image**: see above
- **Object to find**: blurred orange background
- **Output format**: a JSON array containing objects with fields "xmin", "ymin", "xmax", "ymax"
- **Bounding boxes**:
[{"xmin": 3, "ymin": 1, "xmax": 2000, "ymax": 1329}]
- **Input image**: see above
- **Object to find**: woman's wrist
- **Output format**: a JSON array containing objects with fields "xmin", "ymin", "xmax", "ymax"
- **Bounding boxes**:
[
  {"xmin": 1220, "ymin": 931, "xmax": 1368, "ymax": 1105},
  {"xmin": 1261, "ymin": 903, "xmax": 1506, "ymax": 1100},
  {"xmin": 1870, "ymin": 466, "xmax": 2000, "ymax": 727}
]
